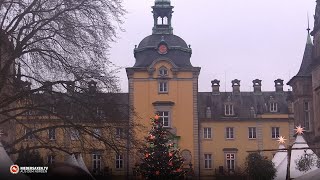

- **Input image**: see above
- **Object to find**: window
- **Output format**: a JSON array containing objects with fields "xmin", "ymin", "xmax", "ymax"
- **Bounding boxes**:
[
  {"xmin": 205, "ymin": 107, "xmax": 212, "ymax": 118},
  {"xmin": 226, "ymin": 153, "xmax": 235, "ymax": 172},
  {"xmin": 203, "ymin": 128, "xmax": 212, "ymax": 139},
  {"xmin": 25, "ymin": 128, "xmax": 35, "ymax": 140},
  {"xmin": 92, "ymin": 153, "xmax": 102, "ymax": 174},
  {"xmin": 304, "ymin": 102, "xmax": 311, "ymax": 130},
  {"xmin": 159, "ymin": 81, "xmax": 168, "ymax": 93},
  {"xmin": 158, "ymin": 111, "xmax": 169, "ymax": 127},
  {"xmin": 96, "ymin": 107, "xmax": 104, "ymax": 118},
  {"xmin": 271, "ymin": 127, "xmax": 280, "ymax": 139},
  {"xmin": 70, "ymin": 129, "xmax": 80, "ymax": 140},
  {"xmin": 163, "ymin": 16, "xmax": 168, "ymax": 25},
  {"xmin": 26, "ymin": 110, "xmax": 33, "ymax": 116},
  {"xmin": 116, "ymin": 128, "xmax": 124, "ymax": 138},
  {"xmin": 248, "ymin": 127, "xmax": 256, "ymax": 139},
  {"xmin": 204, "ymin": 154, "xmax": 212, "ymax": 169},
  {"xmin": 159, "ymin": 67, "xmax": 168, "ymax": 76},
  {"xmin": 226, "ymin": 127, "xmax": 234, "ymax": 139},
  {"xmin": 116, "ymin": 154, "xmax": 124, "ymax": 169},
  {"xmin": 157, "ymin": 17, "xmax": 162, "ymax": 25},
  {"xmin": 270, "ymin": 102, "xmax": 278, "ymax": 112},
  {"xmin": 50, "ymin": 106, "xmax": 56, "ymax": 114},
  {"xmin": 225, "ymin": 104, "xmax": 234, "ymax": 116},
  {"xmin": 47, "ymin": 155, "xmax": 55, "ymax": 165},
  {"xmin": 93, "ymin": 128, "xmax": 101, "ymax": 140},
  {"xmin": 48, "ymin": 128, "xmax": 56, "ymax": 140}
]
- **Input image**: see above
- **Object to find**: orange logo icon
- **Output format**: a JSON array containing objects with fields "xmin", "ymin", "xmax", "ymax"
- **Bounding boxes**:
[{"xmin": 10, "ymin": 165, "xmax": 19, "ymax": 174}]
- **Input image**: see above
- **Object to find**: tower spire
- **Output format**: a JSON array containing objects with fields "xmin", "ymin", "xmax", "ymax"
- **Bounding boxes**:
[
  {"xmin": 307, "ymin": 13, "xmax": 312, "ymax": 45},
  {"xmin": 307, "ymin": 13, "xmax": 311, "ymax": 34}
]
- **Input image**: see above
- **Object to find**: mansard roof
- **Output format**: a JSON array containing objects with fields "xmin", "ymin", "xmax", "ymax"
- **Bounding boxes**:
[{"xmin": 198, "ymin": 91, "xmax": 291, "ymax": 120}]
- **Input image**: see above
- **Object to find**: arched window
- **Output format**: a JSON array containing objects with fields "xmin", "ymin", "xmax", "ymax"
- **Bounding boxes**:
[
  {"xmin": 163, "ymin": 16, "xmax": 168, "ymax": 25},
  {"xmin": 157, "ymin": 17, "xmax": 162, "ymax": 25}
]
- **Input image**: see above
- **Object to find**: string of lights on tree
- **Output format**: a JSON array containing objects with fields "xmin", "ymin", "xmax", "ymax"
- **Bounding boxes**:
[{"xmin": 138, "ymin": 114, "xmax": 185, "ymax": 179}]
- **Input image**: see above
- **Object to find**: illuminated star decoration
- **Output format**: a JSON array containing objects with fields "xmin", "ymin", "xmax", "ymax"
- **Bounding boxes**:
[
  {"xmin": 294, "ymin": 125, "xmax": 305, "ymax": 135},
  {"xmin": 277, "ymin": 136, "xmax": 287, "ymax": 144}
]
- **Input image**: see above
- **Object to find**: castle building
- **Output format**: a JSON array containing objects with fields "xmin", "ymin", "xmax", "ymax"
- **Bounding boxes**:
[
  {"xmin": 2, "ymin": 0, "xmax": 320, "ymax": 179},
  {"xmin": 288, "ymin": 0, "xmax": 320, "ymax": 153},
  {"xmin": 127, "ymin": 0, "xmax": 293, "ymax": 177}
]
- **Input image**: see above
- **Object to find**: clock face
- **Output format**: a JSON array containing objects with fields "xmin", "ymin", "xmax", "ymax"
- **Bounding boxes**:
[{"xmin": 158, "ymin": 44, "xmax": 168, "ymax": 54}]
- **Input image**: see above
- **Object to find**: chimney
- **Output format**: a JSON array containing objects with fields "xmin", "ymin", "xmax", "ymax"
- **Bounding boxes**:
[
  {"xmin": 232, "ymin": 79, "xmax": 240, "ymax": 94},
  {"xmin": 43, "ymin": 81, "xmax": 53, "ymax": 93},
  {"xmin": 88, "ymin": 80, "xmax": 97, "ymax": 93},
  {"xmin": 252, "ymin": 79, "xmax": 262, "ymax": 94},
  {"xmin": 66, "ymin": 81, "xmax": 75, "ymax": 94},
  {"xmin": 211, "ymin": 79, "xmax": 220, "ymax": 95},
  {"xmin": 274, "ymin": 79, "xmax": 284, "ymax": 92}
]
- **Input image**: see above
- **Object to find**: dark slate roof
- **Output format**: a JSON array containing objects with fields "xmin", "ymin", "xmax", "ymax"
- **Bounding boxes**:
[
  {"xmin": 296, "ymin": 34, "xmax": 314, "ymax": 77},
  {"xmin": 25, "ymin": 92, "xmax": 129, "ymax": 122},
  {"xmin": 312, "ymin": 2, "xmax": 320, "ymax": 35},
  {"xmin": 133, "ymin": 34, "xmax": 192, "ymax": 67},
  {"xmin": 198, "ymin": 91, "xmax": 291, "ymax": 120}
]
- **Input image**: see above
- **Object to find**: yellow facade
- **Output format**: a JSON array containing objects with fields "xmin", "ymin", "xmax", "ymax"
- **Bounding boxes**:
[
  {"xmin": 127, "ymin": 60, "xmax": 201, "ymax": 175},
  {"xmin": 199, "ymin": 119, "xmax": 294, "ymax": 176}
]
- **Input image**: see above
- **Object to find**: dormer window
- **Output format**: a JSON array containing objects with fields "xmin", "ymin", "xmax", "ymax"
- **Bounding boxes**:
[
  {"xmin": 225, "ymin": 104, "xmax": 234, "ymax": 116},
  {"xmin": 270, "ymin": 102, "xmax": 278, "ymax": 113},
  {"xmin": 159, "ymin": 67, "xmax": 168, "ymax": 76},
  {"xmin": 206, "ymin": 107, "xmax": 212, "ymax": 118}
]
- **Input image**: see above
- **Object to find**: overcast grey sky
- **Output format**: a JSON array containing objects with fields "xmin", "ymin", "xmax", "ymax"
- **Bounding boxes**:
[{"xmin": 109, "ymin": 0, "xmax": 316, "ymax": 92}]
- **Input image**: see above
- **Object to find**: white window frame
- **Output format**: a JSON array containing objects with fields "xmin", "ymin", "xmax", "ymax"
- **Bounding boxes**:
[
  {"xmin": 226, "ymin": 127, "xmax": 234, "ymax": 139},
  {"xmin": 271, "ymin": 127, "xmax": 280, "ymax": 139},
  {"xmin": 203, "ymin": 127, "xmax": 212, "ymax": 139},
  {"xmin": 116, "ymin": 128, "xmax": 124, "ymax": 139},
  {"xmin": 304, "ymin": 102, "xmax": 311, "ymax": 130},
  {"xmin": 226, "ymin": 153, "xmax": 236, "ymax": 172},
  {"xmin": 93, "ymin": 128, "xmax": 101, "ymax": 140},
  {"xmin": 270, "ymin": 102, "xmax": 278, "ymax": 112},
  {"xmin": 92, "ymin": 153, "xmax": 102, "ymax": 174},
  {"xmin": 47, "ymin": 155, "xmax": 55, "ymax": 165},
  {"xmin": 50, "ymin": 106, "xmax": 56, "ymax": 114},
  {"xmin": 159, "ymin": 67, "xmax": 168, "ymax": 76},
  {"xmin": 158, "ymin": 111, "xmax": 170, "ymax": 127},
  {"xmin": 248, "ymin": 127, "xmax": 256, "ymax": 139},
  {"xmin": 25, "ymin": 128, "xmax": 35, "ymax": 140},
  {"xmin": 115, "ymin": 154, "xmax": 124, "ymax": 169},
  {"xmin": 70, "ymin": 129, "xmax": 80, "ymax": 140},
  {"xmin": 204, "ymin": 154, "xmax": 212, "ymax": 169},
  {"xmin": 206, "ymin": 107, "xmax": 212, "ymax": 118},
  {"xmin": 48, "ymin": 128, "xmax": 56, "ymax": 140},
  {"xmin": 225, "ymin": 104, "xmax": 234, "ymax": 116},
  {"xmin": 159, "ymin": 81, "xmax": 168, "ymax": 93},
  {"xmin": 96, "ymin": 107, "xmax": 104, "ymax": 118}
]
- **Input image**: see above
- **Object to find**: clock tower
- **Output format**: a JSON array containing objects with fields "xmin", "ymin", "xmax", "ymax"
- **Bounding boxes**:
[{"xmin": 126, "ymin": 0, "xmax": 201, "ymax": 177}]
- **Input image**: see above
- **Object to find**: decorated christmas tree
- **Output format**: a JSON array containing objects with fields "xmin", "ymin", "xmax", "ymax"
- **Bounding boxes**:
[{"xmin": 138, "ymin": 114, "xmax": 185, "ymax": 179}]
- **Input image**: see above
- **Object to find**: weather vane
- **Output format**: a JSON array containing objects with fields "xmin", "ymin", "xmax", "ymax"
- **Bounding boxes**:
[{"xmin": 277, "ymin": 136, "xmax": 287, "ymax": 144}]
